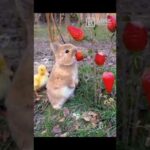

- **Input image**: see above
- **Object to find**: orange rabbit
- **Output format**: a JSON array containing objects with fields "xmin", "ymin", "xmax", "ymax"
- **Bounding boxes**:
[{"xmin": 46, "ymin": 43, "xmax": 79, "ymax": 109}]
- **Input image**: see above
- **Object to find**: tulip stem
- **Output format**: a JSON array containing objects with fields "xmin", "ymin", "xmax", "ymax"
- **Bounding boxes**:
[{"xmin": 94, "ymin": 61, "xmax": 97, "ymax": 104}]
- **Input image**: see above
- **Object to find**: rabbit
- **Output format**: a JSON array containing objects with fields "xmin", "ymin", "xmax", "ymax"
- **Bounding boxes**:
[{"xmin": 46, "ymin": 43, "xmax": 79, "ymax": 110}]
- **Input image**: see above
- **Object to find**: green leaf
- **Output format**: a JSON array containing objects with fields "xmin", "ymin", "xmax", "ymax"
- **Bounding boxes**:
[{"xmin": 88, "ymin": 49, "xmax": 93, "ymax": 56}]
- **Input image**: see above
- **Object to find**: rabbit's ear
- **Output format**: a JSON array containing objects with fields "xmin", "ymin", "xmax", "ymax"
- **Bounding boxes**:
[
  {"xmin": 50, "ymin": 42, "xmax": 62, "ymax": 53},
  {"xmin": 53, "ymin": 43, "xmax": 62, "ymax": 51}
]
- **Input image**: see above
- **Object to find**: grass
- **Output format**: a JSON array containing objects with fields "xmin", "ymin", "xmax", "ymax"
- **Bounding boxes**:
[{"xmin": 34, "ymin": 63, "xmax": 116, "ymax": 137}]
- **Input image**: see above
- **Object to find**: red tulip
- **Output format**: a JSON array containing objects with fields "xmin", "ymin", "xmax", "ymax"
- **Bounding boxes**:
[
  {"xmin": 94, "ymin": 52, "xmax": 106, "ymax": 66},
  {"xmin": 67, "ymin": 25, "xmax": 84, "ymax": 41},
  {"xmin": 75, "ymin": 50, "xmax": 84, "ymax": 61},
  {"xmin": 141, "ymin": 68, "xmax": 150, "ymax": 105},
  {"xmin": 123, "ymin": 22, "xmax": 148, "ymax": 52},
  {"xmin": 107, "ymin": 15, "xmax": 116, "ymax": 32},
  {"xmin": 102, "ymin": 72, "xmax": 115, "ymax": 93}
]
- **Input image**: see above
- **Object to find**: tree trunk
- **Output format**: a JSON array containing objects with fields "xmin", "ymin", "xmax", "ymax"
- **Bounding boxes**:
[
  {"xmin": 51, "ymin": 13, "xmax": 58, "ymax": 42},
  {"xmin": 46, "ymin": 13, "xmax": 58, "ymax": 42}
]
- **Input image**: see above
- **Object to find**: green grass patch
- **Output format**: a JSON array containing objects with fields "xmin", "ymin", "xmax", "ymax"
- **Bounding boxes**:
[{"xmin": 34, "ymin": 63, "xmax": 116, "ymax": 137}]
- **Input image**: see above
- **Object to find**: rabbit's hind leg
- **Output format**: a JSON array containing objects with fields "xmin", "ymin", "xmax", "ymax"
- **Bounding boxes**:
[{"xmin": 52, "ymin": 98, "xmax": 67, "ymax": 110}]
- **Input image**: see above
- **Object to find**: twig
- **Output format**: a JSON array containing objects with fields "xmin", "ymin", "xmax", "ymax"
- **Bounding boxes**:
[
  {"xmin": 94, "ymin": 62, "xmax": 97, "ymax": 104},
  {"xmin": 46, "ymin": 13, "xmax": 52, "ymax": 41},
  {"xmin": 53, "ymin": 14, "xmax": 66, "ymax": 44}
]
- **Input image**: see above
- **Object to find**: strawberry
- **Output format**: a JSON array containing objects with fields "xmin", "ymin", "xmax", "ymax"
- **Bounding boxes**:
[
  {"xmin": 94, "ymin": 52, "xmax": 106, "ymax": 66},
  {"xmin": 107, "ymin": 15, "xmax": 116, "ymax": 32},
  {"xmin": 75, "ymin": 51, "xmax": 84, "ymax": 61},
  {"xmin": 67, "ymin": 25, "xmax": 84, "ymax": 41},
  {"xmin": 123, "ymin": 22, "xmax": 148, "ymax": 52},
  {"xmin": 141, "ymin": 68, "xmax": 150, "ymax": 105},
  {"xmin": 102, "ymin": 72, "xmax": 115, "ymax": 94}
]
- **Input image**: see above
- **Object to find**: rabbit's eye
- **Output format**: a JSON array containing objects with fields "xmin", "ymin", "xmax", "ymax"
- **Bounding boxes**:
[{"xmin": 65, "ymin": 49, "xmax": 69, "ymax": 53}]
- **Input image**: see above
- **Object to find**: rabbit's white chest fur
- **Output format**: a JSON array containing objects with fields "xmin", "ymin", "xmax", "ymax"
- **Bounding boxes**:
[
  {"xmin": 62, "ymin": 65, "xmax": 78, "ymax": 98},
  {"xmin": 61, "ymin": 64, "xmax": 78, "ymax": 99},
  {"xmin": 62, "ymin": 86, "xmax": 75, "ymax": 98},
  {"xmin": 72, "ymin": 63, "xmax": 78, "ymax": 83}
]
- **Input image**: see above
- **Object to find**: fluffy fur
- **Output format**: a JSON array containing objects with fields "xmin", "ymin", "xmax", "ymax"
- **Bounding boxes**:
[{"xmin": 46, "ymin": 43, "xmax": 79, "ymax": 109}]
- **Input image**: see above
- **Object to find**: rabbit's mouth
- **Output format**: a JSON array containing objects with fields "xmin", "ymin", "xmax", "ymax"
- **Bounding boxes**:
[
  {"xmin": 71, "ymin": 56, "xmax": 77, "ymax": 65},
  {"xmin": 64, "ymin": 60, "xmax": 76, "ymax": 66},
  {"xmin": 59, "ymin": 58, "xmax": 77, "ymax": 66}
]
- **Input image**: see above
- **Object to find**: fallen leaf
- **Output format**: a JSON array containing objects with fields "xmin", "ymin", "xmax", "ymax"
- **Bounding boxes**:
[
  {"xmin": 59, "ymin": 117, "xmax": 65, "ymax": 123},
  {"xmin": 73, "ymin": 122, "xmax": 80, "ymax": 130},
  {"xmin": 72, "ymin": 113, "xmax": 80, "ymax": 120},
  {"xmin": 83, "ymin": 111, "xmax": 100, "ymax": 121},
  {"xmin": 52, "ymin": 125, "xmax": 62, "ymax": 134},
  {"xmin": 82, "ymin": 111, "xmax": 100, "ymax": 127},
  {"xmin": 60, "ymin": 132, "xmax": 68, "ymax": 137},
  {"xmin": 89, "ymin": 111, "xmax": 96, "ymax": 116},
  {"xmin": 63, "ymin": 108, "xmax": 70, "ymax": 117},
  {"xmin": 54, "ymin": 134, "xmax": 60, "ymax": 137},
  {"xmin": 82, "ymin": 115, "xmax": 91, "ymax": 122},
  {"xmin": 91, "ymin": 116, "xmax": 99, "ymax": 124},
  {"xmin": 41, "ymin": 130, "xmax": 47, "ymax": 135},
  {"xmin": 69, "ymin": 123, "xmax": 80, "ymax": 132}
]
